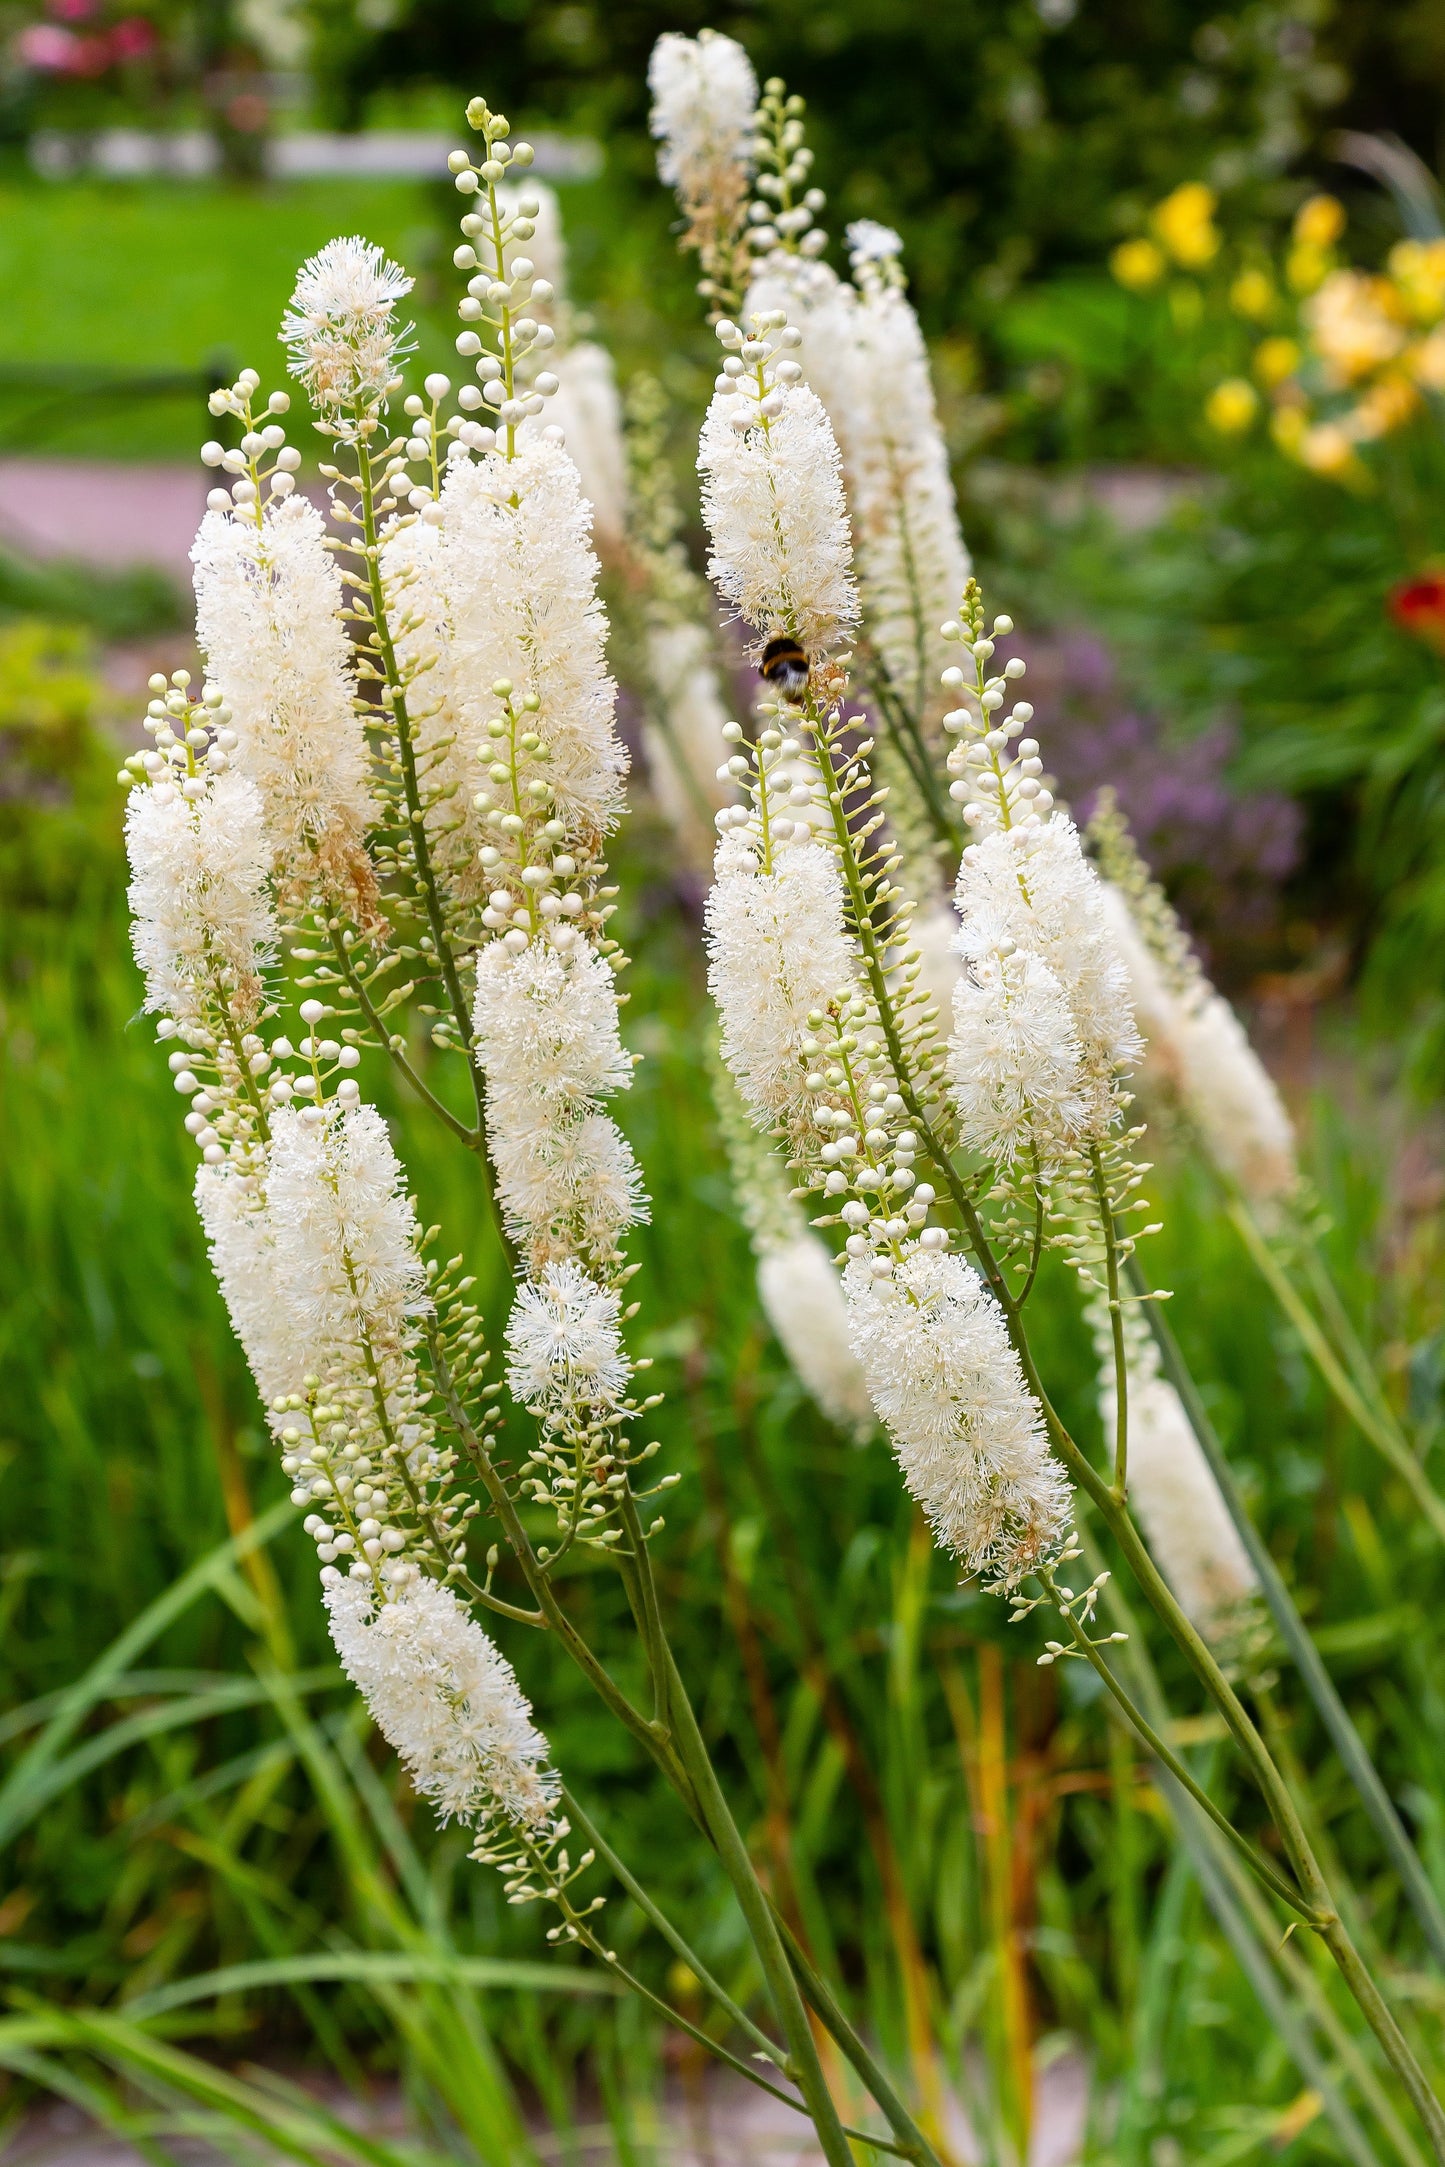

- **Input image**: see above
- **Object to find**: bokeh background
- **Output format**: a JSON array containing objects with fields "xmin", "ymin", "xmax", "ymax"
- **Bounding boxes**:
[{"xmin": 2, "ymin": 3, "xmax": 1445, "ymax": 2161}]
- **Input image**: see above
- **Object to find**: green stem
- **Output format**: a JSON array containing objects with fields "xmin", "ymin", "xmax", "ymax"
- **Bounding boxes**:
[
  {"xmin": 772, "ymin": 1915, "xmax": 949, "ymax": 2167},
  {"xmin": 1091, "ymin": 1145, "xmax": 1129, "ymax": 1500},
  {"xmin": 1128, "ymin": 1255, "xmax": 1445, "ymax": 1973},
  {"xmin": 1040, "ymin": 1571, "xmax": 1322, "ymax": 1920},
  {"xmin": 651, "ymin": 1638, "xmax": 867, "ymax": 2167},
  {"xmin": 1229, "ymin": 1199, "xmax": 1445, "ymax": 1545},
  {"xmin": 327, "ymin": 927, "xmax": 478, "ymax": 1148},
  {"xmin": 560, "ymin": 1789, "xmax": 782, "ymax": 2065}
]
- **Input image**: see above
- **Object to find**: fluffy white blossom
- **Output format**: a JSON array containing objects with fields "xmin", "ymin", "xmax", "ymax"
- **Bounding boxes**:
[
  {"xmin": 648, "ymin": 29, "xmax": 757, "ymax": 247},
  {"xmin": 126, "ymin": 772, "xmax": 276, "ymax": 1029},
  {"xmin": 1091, "ymin": 1298, "xmax": 1260, "ymax": 1648},
  {"xmin": 706, "ymin": 840, "xmax": 859, "ymax": 1130},
  {"xmin": 281, "ymin": 236, "xmax": 414, "ymax": 410},
  {"xmin": 698, "ymin": 371, "xmax": 858, "ymax": 660},
  {"xmin": 440, "ymin": 440, "xmax": 626, "ymax": 847},
  {"xmin": 952, "ymin": 818, "xmax": 1140, "ymax": 1143},
  {"xmin": 758, "ymin": 1234, "xmax": 875, "ymax": 1441},
  {"xmin": 324, "ymin": 1574, "xmax": 560, "ymax": 1832},
  {"xmin": 949, "ymin": 944, "xmax": 1087, "ymax": 1165},
  {"xmin": 262, "ymin": 1102, "xmax": 433, "ymax": 1455},
  {"xmin": 1098, "ymin": 882, "xmax": 1297, "ymax": 1208},
  {"xmin": 191, "ymin": 495, "xmax": 377, "ymax": 915},
  {"xmin": 195, "ymin": 1162, "xmax": 299, "ymax": 1408},
  {"xmin": 473, "ymin": 941, "xmax": 646, "ymax": 1271},
  {"xmin": 505, "ymin": 1257, "xmax": 631, "ymax": 1415},
  {"xmin": 844, "ymin": 1248, "xmax": 1070, "ymax": 1588}
]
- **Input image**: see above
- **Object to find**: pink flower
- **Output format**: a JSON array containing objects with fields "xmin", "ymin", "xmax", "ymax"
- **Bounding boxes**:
[{"xmin": 16, "ymin": 21, "xmax": 80, "ymax": 67}]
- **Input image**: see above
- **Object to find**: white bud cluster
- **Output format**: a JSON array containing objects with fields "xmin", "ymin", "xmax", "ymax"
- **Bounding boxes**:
[{"xmin": 449, "ymin": 101, "xmax": 556, "ymax": 441}]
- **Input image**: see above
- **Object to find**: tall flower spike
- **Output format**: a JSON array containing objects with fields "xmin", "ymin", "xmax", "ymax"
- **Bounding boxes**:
[
  {"xmin": 1090, "ymin": 800, "xmax": 1298, "ymax": 1213},
  {"xmin": 844, "ymin": 1248, "xmax": 1071, "ymax": 1590},
  {"xmin": 648, "ymin": 29, "xmax": 758, "ymax": 304},
  {"xmin": 1088, "ymin": 1293, "xmax": 1264, "ymax": 1660},
  {"xmin": 324, "ymin": 1574, "xmax": 561, "ymax": 1834},
  {"xmin": 192, "ymin": 493, "xmax": 379, "ymax": 921},
  {"xmin": 281, "ymin": 236, "xmax": 414, "ymax": 412},
  {"xmin": 698, "ymin": 314, "xmax": 858, "ymax": 661}
]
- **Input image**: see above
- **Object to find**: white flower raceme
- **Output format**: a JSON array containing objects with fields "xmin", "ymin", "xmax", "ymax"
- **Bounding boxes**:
[
  {"xmin": 126, "ymin": 771, "xmax": 276, "ymax": 1031},
  {"xmin": 281, "ymin": 235, "xmax": 414, "ymax": 410},
  {"xmin": 758, "ymin": 1234, "xmax": 875, "ymax": 1441},
  {"xmin": 191, "ymin": 494, "xmax": 378, "ymax": 916},
  {"xmin": 473, "ymin": 940, "xmax": 646, "ymax": 1272},
  {"xmin": 838, "ymin": 232, "xmax": 971, "ymax": 725},
  {"xmin": 844, "ymin": 1248, "xmax": 1070, "ymax": 1589},
  {"xmin": 648, "ymin": 29, "xmax": 758, "ymax": 248},
  {"xmin": 1091, "ymin": 1298, "xmax": 1260, "ymax": 1649},
  {"xmin": 441, "ymin": 440, "xmax": 626, "ymax": 848},
  {"xmin": 951, "ymin": 818, "xmax": 1140, "ymax": 1145},
  {"xmin": 706, "ymin": 839, "xmax": 860, "ymax": 1131},
  {"xmin": 1098, "ymin": 882, "xmax": 1297, "ymax": 1209},
  {"xmin": 545, "ymin": 342, "xmax": 629, "ymax": 555},
  {"xmin": 505, "ymin": 1257, "xmax": 631, "ymax": 1418},
  {"xmin": 640, "ymin": 618, "xmax": 733, "ymax": 867},
  {"xmin": 745, "ymin": 239, "xmax": 969, "ymax": 726},
  {"xmin": 698, "ymin": 361, "xmax": 858, "ymax": 661},
  {"xmin": 324, "ymin": 1573, "xmax": 560, "ymax": 1833}
]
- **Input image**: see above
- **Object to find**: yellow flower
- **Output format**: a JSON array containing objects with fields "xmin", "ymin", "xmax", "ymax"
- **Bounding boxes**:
[
  {"xmin": 1304, "ymin": 270, "xmax": 1406, "ymax": 384},
  {"xmin": 1230, "ymin": 267, "xmax": 1275, "ymax": 321},
  {"xmin": 1270, "ymin": 406, "xmax": 1308, "ymax": 457},
  {"xmin": 1299, "ymin": 422, "xmax": 1369, "ymax": 487},
  {"xmin": 1205, "ymin": 378, "xmax": 1259, "ymax": 433},
  {"xmin": 1111, "ymin": 237, "xmax": 1167, "ymax": 291},
  {"xmin": 1292, "ymin": 194, "xmax": 1345, "ymax": 249},
  {"xmin": 1350, "ymin": 376, "xmax": 1420, "ymax": 440},
  {"xmin": 1286, "ymin": 243, "xmax": 1330, "ymax": 296},
  {"xmin": 1151, "ymin": 182, "xmax": 1220, "ymax": 269},
  {"xmin": 1411, "ymin": 327, "xmax": 1445, "ymax": 392},
  {"xmin": 1387, "ymin": 237, "xmax": 1445, "ymax": 326},
  {"xmin": 1254, "ymin": 336, "xmax": 1301, "ymax": 387}
]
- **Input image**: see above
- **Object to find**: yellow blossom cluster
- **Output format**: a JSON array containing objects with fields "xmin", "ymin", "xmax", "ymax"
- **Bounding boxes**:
[{"xmin": 1113, "ymin": 180, "xmax": 1445, "ymax": 489}]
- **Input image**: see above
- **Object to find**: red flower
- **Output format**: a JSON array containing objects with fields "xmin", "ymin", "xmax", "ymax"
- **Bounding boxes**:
[
  {"xmin": 109, "ymin": 15, "xmax": 156, "ymax": 58},
  {"xmin": 1389, "ymin": 570, "xmax": 1445, "ymax": 658}
]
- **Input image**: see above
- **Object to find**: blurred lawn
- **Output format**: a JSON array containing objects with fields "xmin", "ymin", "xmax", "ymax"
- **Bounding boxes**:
[{"xmin": 0, "ymin": 181, "xmax": 457, "ymax": 458}]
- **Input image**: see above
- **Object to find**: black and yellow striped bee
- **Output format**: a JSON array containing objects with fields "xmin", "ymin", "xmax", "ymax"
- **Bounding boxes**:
[{"xmin": 759, "ymin": 634, "xmax": 810, "ymax": 703}]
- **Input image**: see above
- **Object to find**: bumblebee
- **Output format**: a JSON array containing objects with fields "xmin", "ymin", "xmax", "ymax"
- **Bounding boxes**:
[{"xmin": 759, "ymin": 634, "xmax": 810, "ymax": 703}]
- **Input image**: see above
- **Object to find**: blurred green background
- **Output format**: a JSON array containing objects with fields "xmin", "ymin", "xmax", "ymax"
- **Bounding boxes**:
[{"xmin": 2, "ymin": 0, "xmax": 1445, "ymax": 2159}]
